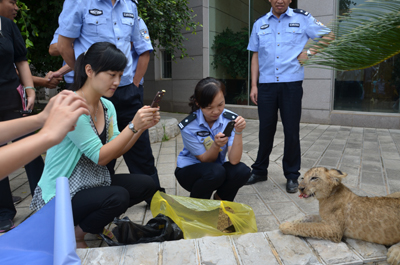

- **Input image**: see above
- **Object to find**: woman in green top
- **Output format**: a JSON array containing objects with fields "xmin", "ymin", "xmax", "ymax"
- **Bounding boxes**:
[{"xmin": 30, "ymin": 42, "xmax": 160, "ymax": 248}]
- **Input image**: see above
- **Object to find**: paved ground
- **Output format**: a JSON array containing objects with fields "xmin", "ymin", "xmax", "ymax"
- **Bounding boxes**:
[{"xmin": 3, "ymin": 111, "xmax": 400, "ymax": 264}]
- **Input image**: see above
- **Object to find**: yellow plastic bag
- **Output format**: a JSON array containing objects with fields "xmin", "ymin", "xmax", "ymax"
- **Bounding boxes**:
[{"xmin": 150, "ymin": 191, "xmax": 258, "ymax": 239}]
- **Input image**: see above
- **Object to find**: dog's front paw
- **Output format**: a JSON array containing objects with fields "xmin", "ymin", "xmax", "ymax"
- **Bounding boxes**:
[
  {"xmin": 388, "ymin": 244, "xmax": 400, "ymax": 265},
  {"xmin": 279, "ymin": 222, "xmax": 294, "ymax": 234}
]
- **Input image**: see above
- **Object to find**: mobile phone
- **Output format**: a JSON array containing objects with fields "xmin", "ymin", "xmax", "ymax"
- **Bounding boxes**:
[
  {"xmin": 150, "ymin": 90, "xmax": 166, "ymax": 108},
  {"xmin": 223, "ymin": 121, "xmax": 236, "ymax": 137}
]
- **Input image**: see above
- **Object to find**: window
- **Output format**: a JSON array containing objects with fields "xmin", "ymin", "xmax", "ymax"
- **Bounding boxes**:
[
  {"xmin": 162, "ymin": 50, "xmax": 172, "ymax": 79},
  {"xmin": 334, "ymin": 0, "xmax": 400, "ymax": 113}
]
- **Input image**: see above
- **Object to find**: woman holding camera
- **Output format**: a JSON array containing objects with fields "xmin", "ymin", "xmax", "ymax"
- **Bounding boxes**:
[
  {"xmin": 30, "ymin": 42, "xmax": 160, "ymax": 248},
  {"xmin": 175, "ymin": 77, "xmax": 251, "ymax": 201}
]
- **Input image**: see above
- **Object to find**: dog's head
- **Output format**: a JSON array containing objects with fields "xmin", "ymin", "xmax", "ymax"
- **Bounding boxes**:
[{"xmin": 298, "ymin": 167, "xmax": 347, "ymax": 200}]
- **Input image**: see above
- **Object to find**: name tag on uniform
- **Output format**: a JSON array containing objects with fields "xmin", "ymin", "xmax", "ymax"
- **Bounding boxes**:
[
  {"xmin": 123, "ymin": 12, "xmax": 134, "ymax": 18},
  {"xmin": 260, "ymin": 24, "xmax": 269, "ymax": 29},
  {"xmin": 197, "ymin": 131, "xmax": 210, "ymax": 137},
  {"xmin": 203, "ymin": 136, "xmax": 222, "ymax": 152},
  {"xmin": 89, "ymin": 9, "xmax": 103, "ymax": 16},
  {"xmin": 289, "ymin": 23, "xmax": 300, "ymax": 27}
]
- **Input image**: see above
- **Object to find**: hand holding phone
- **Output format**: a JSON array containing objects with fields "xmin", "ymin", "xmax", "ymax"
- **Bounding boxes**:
[
  {"xmin": 150, "ymin": 90, "xmax": 166, "ymax": 108},
  {"xmin": 223, "ymin": 121, "xmax": 235, "ymax": 137}
]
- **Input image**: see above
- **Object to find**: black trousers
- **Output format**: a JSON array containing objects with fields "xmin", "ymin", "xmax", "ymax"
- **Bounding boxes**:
[
  {"xmin": 105, "ymin": 83, "xmax": 160, "ymax": 189},
  {"xmin": 251, "ymin": 81, "xmax": 303, "ymax": 180},
  {"xmin": 175, "ymin": 162, "xmax": 251, "ymax": 201},
  {"xmin": 72, "ymin": 173, "xmax": 156, "ymax": 234},
  {"xmin": 0, "ymin": 109, "xmax": 44, "ymax": 221}
]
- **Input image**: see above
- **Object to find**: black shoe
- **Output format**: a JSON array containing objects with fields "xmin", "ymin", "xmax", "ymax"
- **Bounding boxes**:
[
  {"xmin": 286, "ymin": 179, "xmax": 299, "ymax": 193},
  {"xmin": 245, "ymin": 173, "xmax": 268, "ymax": 185},
  {"xmin": 0, "ymin": 219, "xmax": 14, "ymax": 233},
  {"xmin": 13, "ymin": 196, "xmax": 22, "ymax": 205}
]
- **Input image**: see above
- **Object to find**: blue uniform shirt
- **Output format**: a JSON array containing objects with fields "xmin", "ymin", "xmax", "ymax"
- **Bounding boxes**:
[
  {"xmin": 131, "ymin": 17, "xmax": 153, "ymax": 85},
  {"xmin": 50, "ymin": 28, "xmax": 74, "ymax": 84},
  {"xmin": 177, "ymin": 109, "xmax": 236, "ymax": 168},
  {"xmin": 58, "ymin": 0, "xmax": 147, "ymax": 87},
  {"xmin": 247, "ymin": 8, "xmax": 330, "ymax": 83}
]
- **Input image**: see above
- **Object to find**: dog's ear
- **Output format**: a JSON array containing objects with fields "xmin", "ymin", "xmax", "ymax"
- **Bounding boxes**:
[{"xmin": 327, "ymin": 169, "xmax": 347, "ymax": 184}]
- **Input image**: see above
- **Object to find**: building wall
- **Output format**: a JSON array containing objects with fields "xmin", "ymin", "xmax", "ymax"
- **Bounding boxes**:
[{"xmin": 143, "ymin": 0, "xmax": 400, "ymax": 128}]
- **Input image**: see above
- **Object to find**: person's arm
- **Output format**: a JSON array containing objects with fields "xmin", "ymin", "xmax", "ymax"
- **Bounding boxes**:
[
  {"xmin": 32, "ymin": 72, "xmax": 63, "ymax": 89},
  {"xmin": 15, "ymin": 60, "xmax": 35, "ymax": 110},
  {"xmin": 0, "ymin": 91, "xmax": 89, "ymax": 180},
  {"xmin": 97, "ymin": 106, "xmax": 160, "ymax": 165},
  {"xmin": 227, "ymin": 116, "xmax": 246, "ymax": 165},
  {"xmin": 58, "ymin": 35, "xmax": 76, "ymax": 70},
  {"xmin": 133, "ymin": 51, "xmax": 150, "ymax": 87},
  {"xmin": 250, "ymin": 52, "xmax": 259, "ymax": 105},
  {"xmin": 49, "ymin": 43, "xmax": 60, "ymax": 56},
  {"xmin": 195, "ymin": 133, "xmax": 229, "ymax": 163}
]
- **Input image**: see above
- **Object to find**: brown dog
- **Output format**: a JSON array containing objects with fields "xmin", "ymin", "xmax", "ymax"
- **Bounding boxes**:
[{"xmin": 279, "ymin": 167, "xmax": 400, "ymax": 265}]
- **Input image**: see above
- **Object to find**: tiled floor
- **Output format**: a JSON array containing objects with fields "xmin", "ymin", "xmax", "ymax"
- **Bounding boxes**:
[{"xmin": 3, "ymin": 112, "xmax": 400, "ymax": 264}]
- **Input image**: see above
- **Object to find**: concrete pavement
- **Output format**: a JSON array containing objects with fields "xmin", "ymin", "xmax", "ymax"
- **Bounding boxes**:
[{"xmin": 3, "ymin": 111, "xmax": 400, "ymax": 264}]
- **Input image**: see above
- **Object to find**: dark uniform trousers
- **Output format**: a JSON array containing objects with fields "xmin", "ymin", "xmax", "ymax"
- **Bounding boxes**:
[
  {"xmin": 252, "ymin": 81, "xmax": 303, "ymax": 181},
  {"xmin": 175, "ymin": 162, "xmax": 251, "ymax": 202},
  {"xmin": 0, "ymin": 110, "xmax": 44, "ymax": 221},
  {"xmin": 105, "ymin": 83, "xmax": 160, "ymax": 189}
]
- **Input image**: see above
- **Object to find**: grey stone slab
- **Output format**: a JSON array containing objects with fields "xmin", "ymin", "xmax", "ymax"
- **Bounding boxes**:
[
  {"xmin": 255, "ymin": 215, "xmax": 279, "ymax": 232},
  {"xmin": 161, "ymin": 239, "xmax": 198, "ymax": 264},
  {"xmin": 302, "ymin": 158, "xmax": 318, "ymax": 169},
  {"xmin": 198, "ymin": 236, "xmax": 238, "ymax": 265},
  {"xmin": 344, "ymin": 148, "xmax": 362, "ymax": 156},
  {"xmin": 254, "ymin": 180, "xmax": 291, "ymax": 203},
  {"xmin": 361, "ymin": 184, "xmax": 388, "ymax": 196},
  {"xmin": 318, "ymin": 157, "xmax": 340, "ymax": 168},
  {"xmin": 157, "ymin": 154, "xmax": 176, "ymax": 164},
  {"xmin": 12, "ymin": 207, "xmax": 33, "ymax": 227},
  {"xmin": 234, "ymin": 194, "xmax": 271, "ymax": 216},
  {"xmin": 84, "ymin": 246, "xmax": 124, "ymax": 265},
  {"xmin": 122, "ymin": 243, "xmax": 159, "ymax": 265},
  {"xmin": 268, "ymin": 202, "xmax": 305, "ymax": 223},
  {"xmin": 158, "ymin": 174, "xmax": 176, "ymax": 189},
  {"xmin": 341, "ymin": 156, "xmax": 361, "ymax": 167},
  {"xmin": 361, "ymin": 172, "xmax": 385, "ymax": 186},
  {"xmin": 362, "ymin": 161, "xmax": 382, "ymax": 173},
  {"xmin": 306, "ymin": 238, "xmax": 362, "ymax": 265},
  {"xmin": 324, "ymin": 150, "xmax": 343, "ymax": 158},
  {"xmin": 344, "ymin": 238, "xmax": 387, "ymax": 263},
  {"xmin": 232, "ymin": 233, "xmax": 279, "ymax": 265},
  {"xmin": 123, "ymin": 202, "xmax": 147, "ymax": 223},
  {"xmin": 266, "ymin": 230, "xmax": 322, "ymax": 265}
]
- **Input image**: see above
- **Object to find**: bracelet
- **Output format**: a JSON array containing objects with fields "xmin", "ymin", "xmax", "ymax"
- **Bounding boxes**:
[
  {"xmin": 235, "ymin": 131, "xmax": 243, "ymax": 135},
  {"xmin": 24, "ymin": 86, "xmax": 36, "ymax": 91}
]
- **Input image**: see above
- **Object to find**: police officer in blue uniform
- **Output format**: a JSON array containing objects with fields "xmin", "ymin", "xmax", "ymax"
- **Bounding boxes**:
[
  {"xmin": 57, "ymin": 0, "xmax": 161, "ymax": 194},
  {"xmin": 175, "ymin": 77, "xmax": 251, "ymax": 201},
  {"xmin": 246, "ymin": 0, "xmax": 332, "ymax": 193}
]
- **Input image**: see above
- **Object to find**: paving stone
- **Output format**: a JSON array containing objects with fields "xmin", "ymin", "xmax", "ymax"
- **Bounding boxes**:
[
  {"xmin": 361, "ymin": 172, "xmax": 385, "ymax": 186},
  {"xmin": 197, "ymin": 236, "xmax": 238, "ymax": 265},
  {"xmin": 84, "ymin": 246, "xmax": 123, "ymax": 264},
  {"xmin": 306, "ymin": 238, "xmax": 362, "ymax": 265},
  {"xmin": 266, "ymin": 230, "xmax": 322, "ymax": 265},
  {"xmin": 158, "ymin": 174, "xmax": 176, "ymax": 189},
  {"xmin": 268, "ymin": 202, "xmax": 305, "ymax": 223},
  {"xmin": 232, "ymin": 233, "xmax": 279, "ymax": 265},
  {"xmin": 234, "ymin": 194, "xmax": 271, "ymax": 216},
  {"xmin": 161, "ymin": 239, "xmax": 198, "ymax": 264},
  {"xmin": 362, "ymin": 161, "xmax": 382, "ymax": 173},
  {"xmin": 254, "ymin": 180, "xmax": 291, "ymax": 203},
  {"xmin": 255, "ymin": 215, "xmax": 280, "ymax": 231},
  {"xmin": 344, "ymin": 238, "xmax": 387, "ymax": 263},
  {"xmin": 122, "ymin": 243, "xmax": 159, "ymax": 265}
]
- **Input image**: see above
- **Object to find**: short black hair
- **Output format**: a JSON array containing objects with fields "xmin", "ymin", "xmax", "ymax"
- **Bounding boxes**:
[
  {"xmin": 70, "ymin": 42, "xmax": 128, "ymax": 91},
  {"xmin": 189, "ymin": 77, "xmax": 226, "ymax": 113}
]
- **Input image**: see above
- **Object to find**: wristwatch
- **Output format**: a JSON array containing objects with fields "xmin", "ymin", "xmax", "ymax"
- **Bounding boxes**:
[
  {"xmin": 128, "ymin": 121, "xmax": 138, "ymax": 133},
  {"xmin": 307, "ymin": 49, "xmax": 313, "ymax": 58}
]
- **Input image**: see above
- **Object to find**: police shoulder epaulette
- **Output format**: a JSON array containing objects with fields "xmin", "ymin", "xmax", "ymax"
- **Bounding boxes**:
[
  {"xmin": 132, "ymin": 0, "xmax": 138, "ymax": 5},
  {"xmin": 223, "ymin": 110, "xmax": 238, "ymax": 121},
  {"xmin": 254, "ymin": 13, "xmax": 267, "ymax": 22},
  {"xmin": 293, "ymin": 9, "xmax": 310, "ymax": 16},
  {"xmin": 178, "ymin": 113, "xmax": 196, "ymax": 130}
]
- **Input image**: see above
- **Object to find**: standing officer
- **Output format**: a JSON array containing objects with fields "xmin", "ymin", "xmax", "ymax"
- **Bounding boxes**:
[
  {"xmin": 246, "ymin": 0, "xmax": 332, "ymax": 193},
  {"xmin": 57, "ymin": 0, "xmax": 161, "ymax": 193}
]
